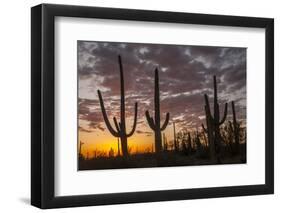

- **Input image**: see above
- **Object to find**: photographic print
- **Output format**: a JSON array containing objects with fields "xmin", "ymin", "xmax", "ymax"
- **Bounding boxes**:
[
  {"xmin": 78, "ymin": 41, "xmax": 247, "ymax": 171},
  {"xmin": 31, "ymin": 5, "xmax": 274, "ymax": 208}
]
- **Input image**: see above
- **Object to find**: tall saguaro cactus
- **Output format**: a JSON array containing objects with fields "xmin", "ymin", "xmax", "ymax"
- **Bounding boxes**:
[
  {"xmin": 97, "ymin": 55, "xmax": 138, "ymax": 158},
  {"xmin": 79, "ymin": 141, "xmax": 84, "ymax": 159},
  {"xmin": 145, "ymin": 68, "xmax": 170, "ymax": 153},
  {"xmin": 231, "ymin": 101, "xmax": 240, "ymax": 153},
  {"xmin": 162, "ymin": 133, "xmax": 168, "ymax": 151},
  {"xmin": 117, "ymin": 137, "xmax": 120, "ymax": 157},
  {"xmin": 203, "ymin": 75, "xmax": 228, "ymax": 162},
  {"xmin": 173, "ymin": 122, "xmax": 178, "ymax": 151}
]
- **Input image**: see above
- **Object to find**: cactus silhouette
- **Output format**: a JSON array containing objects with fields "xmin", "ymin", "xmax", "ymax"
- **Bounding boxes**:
[
  {"xmin": 173, "ymin": 122, "xmax": 178, "ymax": 151},
  {"xmin": 108, "ymin": 147, "xmax": 114, "ymax": 158},
  {"xmin": 201, "ymin": 128, "xmax": 208, "ymax": 147},
  {"xmin": 202, "ymin": 121, "xmax": 215, "ymax": 159},
  {"xmin": 231, "ymin": 101, "xmax": 240, "ymax": 153},
  {"xmin": 145, "ymin": 68, "xmax": 170, "ymax": 153},
  {"xmin": 195, "ymin": 131, "xmax": 203, "ymax": 157},
  {"xmin": 117, "ymin": 137, "xmax": 120, "ymax": 157},
  {"xmin": 78, "ymin": 141, "xmax": 84, "ymax": 164},
  {"xmin": 97, "ymin": 55, "xmax": 138, "ymax": 158},
  {"xmin": 226, "ymin": 121, "xmax": 234, "ymax": 149},
  {"xmin": 162, "ymin": 133, "xmax": 168, "ymax": 151},
  {"xmin": 187, "ymin": 132, "xmax": 192, "ymax": 154},
  {"xmin": 203, "ymin": 75, "xmax": 228, "ymax": 162}
]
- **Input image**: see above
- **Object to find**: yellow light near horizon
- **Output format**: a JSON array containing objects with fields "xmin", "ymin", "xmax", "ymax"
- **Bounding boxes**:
[
  {"xmin": 78, "ymin": 119, "xmax": 181, "ymax": 158},
  {"xmin": 79, "ymin": 130, "xmax": 158, "ymax": 158}
]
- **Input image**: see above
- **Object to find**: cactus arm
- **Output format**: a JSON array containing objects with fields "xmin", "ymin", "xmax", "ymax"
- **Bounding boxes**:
[
  {"xmin": 113, "ymin": 117, "xmax": 121, "ymax": 133},
  {"xmin": 145, "ymin": 110, "xmax": 156, "ymax": 130},
  {"xmin": 231, "ymin": 101, "xmax": 237, "ymax": 127},
  {"xmin": 204, "ymin": 94, "xmax": 211, "ymax": 115},
  {"xmin": 160, "ymin": 112, "xmax": 170, "ymax": 131},
  {"xmin": 127, "ymin": 102, "xmax": 138, "ymax": 137},
  {"xmin": 202, "ymin": 123, "xmax": 207, "ymax": 133},
  {"xmin": 231, "ymin": 101, "xmax": 236, "ymax": 118},
  {"xmin": 97, "ymin": 90, "xmax": 119, "ymax": 137},
  {"xmin": 204, "ymin": 94, "xmax": 215, "ymax": 123},
  {"xmin": 219, "ymin": 103, "xmax": 228, "ymax": 125}
]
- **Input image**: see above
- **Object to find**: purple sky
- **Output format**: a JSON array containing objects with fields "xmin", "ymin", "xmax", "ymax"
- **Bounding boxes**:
[{"xmin": 78, "ymin": 41, "xmax": 246, "ymax": 136}]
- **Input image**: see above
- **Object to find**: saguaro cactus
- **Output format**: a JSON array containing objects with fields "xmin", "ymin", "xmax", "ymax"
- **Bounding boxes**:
[
  {"xmin": 97, "ymin": 55, "xmax": 138, "ymax": 158},
  {"xmin": 187, "ymin": 132, "xmax": 192, "ymax": 154},
  {"xmin": 202, "ymin": 118, "xmax": 215, "ymax": 160},
  {"xmin": 201, "ymin": 128, "xmax": 208, "ymax": 147},
  {"xmin": 162, "ymin": 133, "xmax": 168, "ymax": 151},
  {"xmin": 195, "ymin": 131, "xmax": 203, "ymax": 157},
  {"xmin": 226, "ymin": 121, "xmax": 234, "ymax": 148},
  {"xmin": 203, "ymin": 75, "xmax": 228, "ymax": 162},
  {"xmin": 173, "ymin": 122, "xmax": 178, "ymax": 151},
  {"xmin": 231, "ymin": 101, "xmax": 240, "ymax": 153},
  {"xmin": 117, "ymin": 138, "xmax": 120, "ymax": 157},
  {"xmin": 145, "ymin": 68, "xmax": 170, "ymax": 153},
  {"xmin": 79, "ymin": 141, "xmax": 84, "ymax": 159}
]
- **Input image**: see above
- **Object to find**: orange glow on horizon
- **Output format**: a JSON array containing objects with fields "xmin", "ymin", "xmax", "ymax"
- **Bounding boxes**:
[{"xmin": 78, "ymin": 122, "xmax": 179, "ymax": 158}]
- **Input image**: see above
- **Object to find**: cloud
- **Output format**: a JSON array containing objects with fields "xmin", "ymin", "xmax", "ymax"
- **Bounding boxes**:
[
  {"xmin": 136, "ymin": 130, "xmax": 153, "ymax": 136},
  {"xmin": 88, "ymin": 122, "xmax": 105, "ymax": 131},
  {"xmin": 79, "ymin": 126, "xmax": 92, "ymax": 133},
  {"xmin": 78, "ymin": 41, "xmax": 246, "ymax": 132}
]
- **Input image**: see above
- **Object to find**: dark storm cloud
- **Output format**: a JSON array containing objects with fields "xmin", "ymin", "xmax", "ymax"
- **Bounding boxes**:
[{"xmin": 78, "ymin": 41, "xmax": 246, "ymax": 131}]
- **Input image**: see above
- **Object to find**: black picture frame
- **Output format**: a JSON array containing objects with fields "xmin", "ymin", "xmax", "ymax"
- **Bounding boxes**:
[{"xmin": 31, "ymin": 3, "xmax": 274, "ymax": 209}]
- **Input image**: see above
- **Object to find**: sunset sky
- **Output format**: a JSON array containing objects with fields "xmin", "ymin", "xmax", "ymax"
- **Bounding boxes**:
[{"xmin": 78, "ymin": 41, "xmax": 246, "ymax": 157}]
